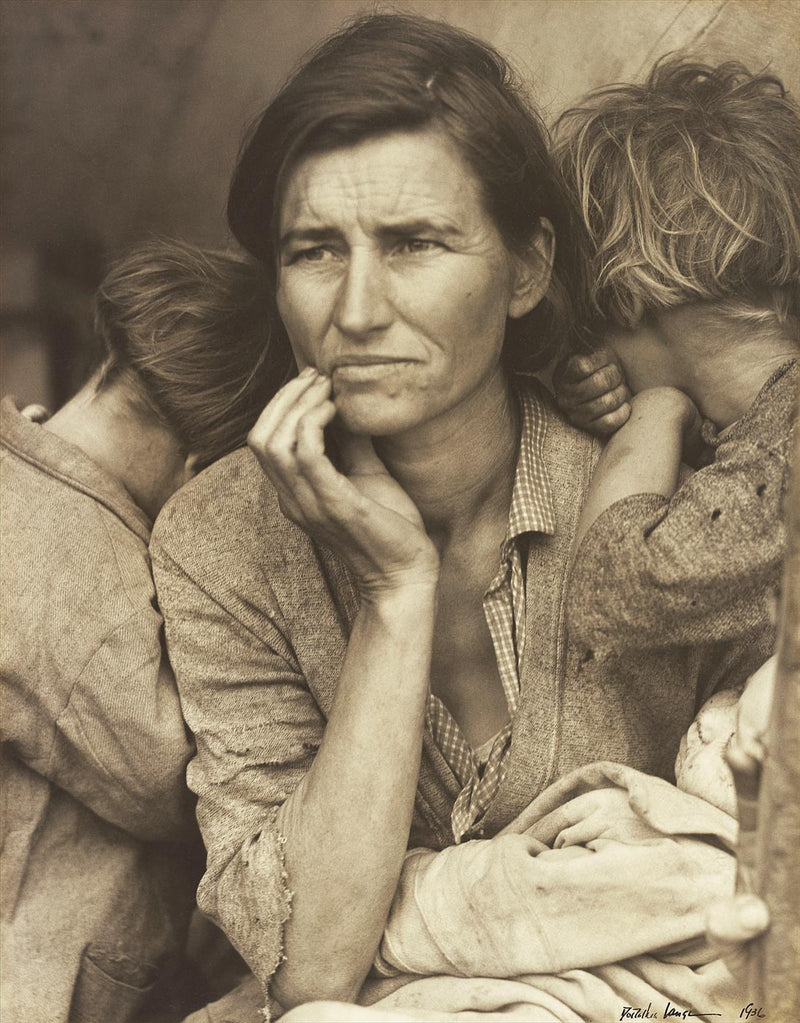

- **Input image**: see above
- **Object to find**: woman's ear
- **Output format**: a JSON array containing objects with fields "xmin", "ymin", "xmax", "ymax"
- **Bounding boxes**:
[{"xmin": 508, "ymin": 217, "xmax": 555, "ymax": 319}]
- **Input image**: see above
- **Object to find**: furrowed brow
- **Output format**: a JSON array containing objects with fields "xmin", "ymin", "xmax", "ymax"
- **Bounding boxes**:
[
  {"xmin": 376, "ymin": 218, "xmax": 462, "ymax": 240},
  {"xmin": 279, "ymin": 227, "xmax": 340, "ymax": 249}
]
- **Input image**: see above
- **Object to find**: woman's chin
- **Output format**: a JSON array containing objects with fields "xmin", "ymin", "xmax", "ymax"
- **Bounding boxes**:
[{"xmin": 333, "ymin": 394, "xmax": 423, "ymax": 438}]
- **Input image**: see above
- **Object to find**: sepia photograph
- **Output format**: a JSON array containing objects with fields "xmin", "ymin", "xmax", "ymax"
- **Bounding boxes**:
[{"xmin": 1, "ymin": 2, "xmax": 798, "ymax": 1022}]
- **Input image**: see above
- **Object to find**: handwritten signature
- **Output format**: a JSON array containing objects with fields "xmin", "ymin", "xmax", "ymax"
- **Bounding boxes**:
[{"xmin": 619, "ymin": 1003, "xmax": 765, "ymax": 1020}]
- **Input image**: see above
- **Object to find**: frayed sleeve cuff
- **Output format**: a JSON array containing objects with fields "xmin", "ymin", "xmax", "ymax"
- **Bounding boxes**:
[{"xmin": 197, "ymin": 810, "xmax": 294, "ymax": 1004}]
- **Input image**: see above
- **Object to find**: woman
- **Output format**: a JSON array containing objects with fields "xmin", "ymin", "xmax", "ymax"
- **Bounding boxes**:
[
  {"xmin": 0, "ymin": 241, "xmax": 291, "ymax": 1023},
  {"xmin": 150, "ymin": 15, "xmax": 768, "ymax": 1017}
]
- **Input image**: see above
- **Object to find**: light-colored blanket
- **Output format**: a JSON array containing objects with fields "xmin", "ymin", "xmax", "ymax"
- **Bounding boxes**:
[{"xmin": 282, "ymin": 763, "xmax": 749, "ymax": 1022}]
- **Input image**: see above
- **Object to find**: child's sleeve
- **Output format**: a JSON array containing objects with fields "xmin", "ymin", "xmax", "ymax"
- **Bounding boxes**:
[
  {"xmin": 566, "ymin": 438, "xmax": 788, "ymax": 653},
  {"xmin": 1, "ymin": 602, "xmax": 197, "ymax": 843}
]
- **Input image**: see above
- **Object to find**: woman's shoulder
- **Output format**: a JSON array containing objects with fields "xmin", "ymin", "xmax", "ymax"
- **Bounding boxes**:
[
  {"xmin": 151, "ymin": 445, "xmax": 311, "ymax": 575},
  {"xmin": 515, "ymin": 372, "xmax": 602, "ymax": 472},
  {"xmin": 157, "ymin": 445, "xmax": 274, "ymax": 523}
]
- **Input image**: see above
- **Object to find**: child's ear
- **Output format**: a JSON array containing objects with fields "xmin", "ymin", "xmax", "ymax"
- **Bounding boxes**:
[{"xmin": 508, "ymin": 217, "xmax": 555, "ymax": 319}]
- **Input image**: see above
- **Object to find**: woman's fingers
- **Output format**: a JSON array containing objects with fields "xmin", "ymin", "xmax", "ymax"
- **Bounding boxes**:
[
  {"xmin": 293, "ymin": 402, "xmax": 359, "ymax": 518},
  {"xmin": 295, "ymin": 398, "xmax": 338, "ymax": 464},
  {"xmin": 247, "ymin": 366, "xmax": 377, "ymax": 529},
  {"xmin": 254, "ymin": 383, "xmax": 369, "ymax": 534},
  {"xmin": 269, "ymin": 375, "xmax": 332, "ymax": 463},
  {"xmin": 249, "ymin": 372, "xmax": 331, "ymax": 473},
  {"xmin": 248, "ymin": 366, "xmax": 320, "ymax": 449},
  {"xmin": 247, "ymin": 369, "xmax": 436, "ymax": 583}
]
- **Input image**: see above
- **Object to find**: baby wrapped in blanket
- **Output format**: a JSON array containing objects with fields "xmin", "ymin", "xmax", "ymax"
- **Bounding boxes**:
[{"xmin": 346, "ymin": 663, "xmax": 774, "ymax": 1023}]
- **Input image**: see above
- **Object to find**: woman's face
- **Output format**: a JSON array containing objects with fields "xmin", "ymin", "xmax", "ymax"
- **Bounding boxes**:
[{"xmin": 276, "ymin": 129, "xmax": 547, "ymax": 436}]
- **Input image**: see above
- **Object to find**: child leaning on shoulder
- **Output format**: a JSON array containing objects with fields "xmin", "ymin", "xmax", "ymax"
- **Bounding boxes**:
[{"xmin": 551, "ymin": 57, "xmax": 799, "ymax": 809}]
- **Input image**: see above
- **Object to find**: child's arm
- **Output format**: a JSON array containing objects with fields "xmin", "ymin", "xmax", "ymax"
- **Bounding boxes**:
[
  {"xmin": 573, "ymin": 386, "xmax": 700, "ymax": 550},
  {"xmin": 566, "ymin": 402, "xmax": 790, "ymax": 653}
]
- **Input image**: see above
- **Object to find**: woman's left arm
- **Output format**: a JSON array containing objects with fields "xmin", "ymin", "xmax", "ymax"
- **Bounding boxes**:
[{"xmin": 150, "ymin": 514, "xmax": 326, "ymax": 993}]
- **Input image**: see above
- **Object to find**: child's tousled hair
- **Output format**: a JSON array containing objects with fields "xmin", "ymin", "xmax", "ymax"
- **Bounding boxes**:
[
  {"xmin": 553, "ymin": 56, "xmax": 800, "ymax": 334},
  {"xmin": 94, "ymin": 240, "xmax": 294, "ymax": 469}
]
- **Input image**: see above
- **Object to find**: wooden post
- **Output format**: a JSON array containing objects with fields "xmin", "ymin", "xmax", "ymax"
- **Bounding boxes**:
[{"xmin": 749, "ymin": 396, "xmax": 800, "ymax": 1013}]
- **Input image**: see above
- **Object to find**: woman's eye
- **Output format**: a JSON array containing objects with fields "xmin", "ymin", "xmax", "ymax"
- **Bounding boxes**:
[
  {"xmin": 290, "ymin": 246, "xmax": 332, "ymax": 264},
  {"xmin": 399, "ymin": 238, "xmax": 441, "ymax": 255}
]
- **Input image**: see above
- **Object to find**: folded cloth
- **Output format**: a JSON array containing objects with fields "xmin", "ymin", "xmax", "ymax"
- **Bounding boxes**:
[{"xmin": 282, "ymin": 955, "xmax": 744, "ymax": 1023}]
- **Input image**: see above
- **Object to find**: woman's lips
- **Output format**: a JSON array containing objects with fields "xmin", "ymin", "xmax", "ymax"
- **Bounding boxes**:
[{"xmin": 331, "ymin": 359, "xmax": 415, "ymax": 382}]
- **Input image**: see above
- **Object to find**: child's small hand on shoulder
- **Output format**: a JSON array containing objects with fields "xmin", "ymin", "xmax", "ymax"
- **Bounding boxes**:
[{"xmin": 553, "ymin": 348, "xmax": 631, "ymax": 436}]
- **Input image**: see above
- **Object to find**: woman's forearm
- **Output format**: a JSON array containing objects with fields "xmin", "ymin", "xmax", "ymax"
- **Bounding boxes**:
[{"xmin": 271, "ymin": 580, "xmax": 437, "ymax": 1008}]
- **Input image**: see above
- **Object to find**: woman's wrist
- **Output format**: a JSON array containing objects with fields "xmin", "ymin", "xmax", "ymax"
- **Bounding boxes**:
[{"xmin": 358, "ymin": 565, "xmax": 440, "ymax": 615}]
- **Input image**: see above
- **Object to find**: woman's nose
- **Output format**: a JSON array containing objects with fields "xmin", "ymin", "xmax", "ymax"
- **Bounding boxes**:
[{"xmin": 333, "ymin": 249, "xmax": 392, "ymax": 338}]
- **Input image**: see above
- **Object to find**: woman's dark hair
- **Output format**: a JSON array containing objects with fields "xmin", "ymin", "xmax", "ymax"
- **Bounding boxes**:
[
  {"xmin": 94, "ymin": 240, "xmax": 294, "ymax": 469},
  {"xmin": 227, "ymin": 13, "xmax": 590, "ymax": 370}
]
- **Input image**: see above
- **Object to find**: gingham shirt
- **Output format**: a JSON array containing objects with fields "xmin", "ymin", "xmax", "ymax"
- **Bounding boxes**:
[{"xmin": 426, "ymin": 385, "xmax": 556, "ymax": 842}]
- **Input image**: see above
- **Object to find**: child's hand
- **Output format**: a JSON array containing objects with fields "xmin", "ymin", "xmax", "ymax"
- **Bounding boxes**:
[
  {"xmin": 20, "ymin": 403, "xmax": 51, "ymax": 423},
  {"xmin": 553, "ymin": 348, "xmax": 631, "ymax": 436}
]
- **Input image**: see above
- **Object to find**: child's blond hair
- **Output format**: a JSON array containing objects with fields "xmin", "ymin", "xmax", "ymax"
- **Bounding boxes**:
[{"xmin": 553, "ymin": 57, "xmax": 800, "ymax": 336}]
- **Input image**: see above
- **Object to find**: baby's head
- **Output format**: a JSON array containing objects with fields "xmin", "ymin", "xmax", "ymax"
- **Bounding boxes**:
[
  {"xmin": 553, "ymin": 57, "xmax": 800, "ymax": 344},
  {"xmin": 674, "ymin": 688, "xmax": 740, "ymax": 815}
]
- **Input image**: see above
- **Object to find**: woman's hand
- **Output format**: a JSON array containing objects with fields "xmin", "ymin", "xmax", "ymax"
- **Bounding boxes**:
[
  {"xmin": 248, "ymin": 367, "xmax": 439, "ymax": 594},
  {"xmin": 706, "ymin": 893, "xmax": 770, "ymax": 958},
  {"xmin": 553, "ymin": 348, "xmax": 632, "ymax": 436}
]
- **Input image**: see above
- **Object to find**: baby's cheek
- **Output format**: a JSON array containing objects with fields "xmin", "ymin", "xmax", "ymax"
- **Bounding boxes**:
[{"xmin": 676, "ymin": 739, "xmax": 737, "ymax": 816}]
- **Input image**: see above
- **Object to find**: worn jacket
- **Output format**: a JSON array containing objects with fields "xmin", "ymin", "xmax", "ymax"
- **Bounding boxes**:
[
  {"xmin": 0, "ymin": 398, "xmax": 200, "ymax": 1023},
  {"xmin": 150, "ymin": 381, "xmax": 771, "ymax": 997}
]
